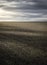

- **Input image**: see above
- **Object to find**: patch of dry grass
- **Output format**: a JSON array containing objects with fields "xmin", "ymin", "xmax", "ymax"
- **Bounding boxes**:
[{"xmin": 0, "ymin": 22, "xmax": 47, "ymax": 65}]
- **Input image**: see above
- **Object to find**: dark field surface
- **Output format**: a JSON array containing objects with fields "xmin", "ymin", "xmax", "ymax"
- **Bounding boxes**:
[{"xmin": 0, "ymin": 23, "xmax": 47, "ymax": 65}]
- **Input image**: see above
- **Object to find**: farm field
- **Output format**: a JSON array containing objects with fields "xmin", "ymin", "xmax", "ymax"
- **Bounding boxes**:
[{"xmin": 0, "ymin": 22, "xmax": 47, "ymax": 65}]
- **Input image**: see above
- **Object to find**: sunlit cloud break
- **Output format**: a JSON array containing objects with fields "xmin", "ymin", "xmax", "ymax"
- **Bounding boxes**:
[{"xmin": 0, "ymin": 0, "xmax": 47, "ymax": 21}]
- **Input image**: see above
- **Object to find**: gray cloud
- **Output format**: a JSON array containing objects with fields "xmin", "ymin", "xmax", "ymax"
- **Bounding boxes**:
[
  {"xmin": 0, "ymin": 0, "xmax": 47, "ymax": 21},
  {"xmin": 33, "ymin": 0, "xmax": 47, "ymax": 9}
]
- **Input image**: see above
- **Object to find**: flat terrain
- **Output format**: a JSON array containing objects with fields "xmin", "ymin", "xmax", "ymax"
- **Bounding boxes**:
[{"xmin": 0, "ymin": 22, "xmax": 47, "ymax": 65}]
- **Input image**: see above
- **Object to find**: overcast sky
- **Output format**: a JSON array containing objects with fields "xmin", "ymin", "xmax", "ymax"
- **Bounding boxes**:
[{"xmin": 0, "ymin": 0, "xmax": 47, "ymax": 21}]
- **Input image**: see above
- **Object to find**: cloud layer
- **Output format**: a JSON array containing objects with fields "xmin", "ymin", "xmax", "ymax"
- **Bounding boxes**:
[{"xmin": 0, "ymin": 0, "xmax": 47, "ymax": 21}]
